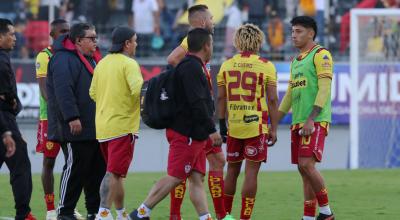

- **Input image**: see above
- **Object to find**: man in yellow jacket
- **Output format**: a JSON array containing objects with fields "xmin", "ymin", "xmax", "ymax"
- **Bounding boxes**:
[{"xmin": 89, "ymin": 26, "xmax": 144, "ymax": 220}]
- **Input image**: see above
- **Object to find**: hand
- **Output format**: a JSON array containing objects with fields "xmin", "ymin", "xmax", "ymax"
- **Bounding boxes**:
[
  {"xmin": 267, "ymin": 129, "xmax": 277, "ymax": 146},
  {"xmin": 69, "ymin": 119, "xmax": 82, "ymax": 135},
  {"xmin": 12, "ymin": 99, "xmax": 17, "ymax": 110},
  {"xmin": 300, "ymin": 118, "xmax": 315, "ymax": 136},
  {"xmin": 2, "ymin": 133, "xmax": 16, "ymax": 158},
  {"xmin": 209, "ymin": 132, "xmax": 222, "ymax": 147},
  {"xmin": 154, "ymin": 25, "xmax": 160, "ymax": 35},
  {"xmin": 219, "ymin": 119, "xmax": 227, "ymax": 143}
]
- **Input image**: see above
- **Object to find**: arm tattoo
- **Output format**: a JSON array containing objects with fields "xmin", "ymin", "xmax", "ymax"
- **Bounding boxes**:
[{"xmin": 308, "ymin": 105, "xmax": 322, "ymax": 121}]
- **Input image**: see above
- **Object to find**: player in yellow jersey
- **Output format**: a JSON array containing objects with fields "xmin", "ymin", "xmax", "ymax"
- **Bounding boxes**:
[
  {"xmin": 217, "ymin": 24, "xmax": 279, "ymax": 220},
  {"xmin": 167, "ymin": 5, "xmax": 233, "ymax": 220},
  {"xmin": 278, "ymin": 16, "xmax": 334, "ymax": 220}
]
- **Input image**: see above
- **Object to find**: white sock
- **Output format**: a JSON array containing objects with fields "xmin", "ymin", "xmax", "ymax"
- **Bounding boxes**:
[
  {"xmin": 137, "ymin": 204, "xmax": 151, "ymax": 217},
  {"xmin": 199, "ymin": 213, "xmax": 211, "ymax": 220},
  {"xmin": 319, "ymin": 205, "xmax": 332, "ymax": 215},
  {"xmin": 116, "ymin": 208, "xmax": 126, "ymax": 218},
  {"xmin": 98, "ymin": 207, "xmax": 111, "ymax": 218},
  {"xmin": 303, "ymin": 216, "xmax": 315, "ymax": 220}
]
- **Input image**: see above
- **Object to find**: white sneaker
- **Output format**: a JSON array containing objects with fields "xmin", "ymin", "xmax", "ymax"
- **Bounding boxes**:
[
  {"xmin": 46, "ymin": 210, "xmax": 57, "ymax": 220},
  {"xmin": 116, "ymin": 211, "xmax": 129, "ymax": 220},
  {"xmin": 95, "ymin": 210, "xmax": 114, "ymax": 220},
  {"xmin": 74, "ymin": 209, "xmax": 85, "ymax": 220}
]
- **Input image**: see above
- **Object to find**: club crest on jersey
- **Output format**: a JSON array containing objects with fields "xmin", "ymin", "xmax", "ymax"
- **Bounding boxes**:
[
  {"xmin": 35, "ymin": 62, "xmax": 40, "ymax": 69},
  {"xmin": 46, "ymin": 142, "xmax": 54, "ymax": 150},
  {"xmin": 323, "ymin": 55, "xmax": 330, "ymax": 60},
  {"xmin": 184, "ymin": 164, "xmax": 192, "ymax": 174},
  {"xmin": 245, "ymin": 146, "xmax": 258, "ymax": 156}
]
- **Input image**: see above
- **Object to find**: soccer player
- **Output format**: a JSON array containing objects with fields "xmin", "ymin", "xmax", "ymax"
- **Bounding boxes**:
[
  {"xmin": 167, "ymin": 5, "xmax": 231, "ymax": 220},
  {"xmin": 129, "ymin": 28, "xmax": 221, "ymax": 220},
  {"xmin": 34, "ymin": 19, "xmax": 76, "ymax": 220},
  {"xmin": 217, "ymin": 23, "xmax": 279, "ymax": 220},
  {"xmin": 90, "ymin": 26, "xmax": 143, "ymax": 220},
  {"xmin": 278, "ymin": 16, "xmax": 335, "ymax": 220}
]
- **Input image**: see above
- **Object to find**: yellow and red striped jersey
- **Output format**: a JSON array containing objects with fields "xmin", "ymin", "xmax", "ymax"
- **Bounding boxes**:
[{"xmin": 217, "ymin": 52, "xmax": 277, "ymax": 139}]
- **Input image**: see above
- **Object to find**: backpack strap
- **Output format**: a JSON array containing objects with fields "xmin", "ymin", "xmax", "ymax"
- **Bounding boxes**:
[{"xmin": 42, "ymin": 47, "xmax": 53, "ymax": 59}]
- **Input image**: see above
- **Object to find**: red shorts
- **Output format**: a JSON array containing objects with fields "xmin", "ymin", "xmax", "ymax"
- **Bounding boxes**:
[
  {"xmin": 226, "ymin": 134, "xmax": 269, "ymax": 163},
  {"xmin": 100, "ymin": 134, "xmax": 136, "ymax": 177},
  {"xmin": 166, "ymin": 129, "xmax": 207, "ymax": 180},
  {"xmin": 204, "ymin": 138, "xmax": 222, "ymax": 155},
  {"xmin": 291, "ymin": 123, "xmax": 327, "ymax": 164},
  {"xmin": 36, "ymin": 120, "xmax": 61, "ymax": 158}
]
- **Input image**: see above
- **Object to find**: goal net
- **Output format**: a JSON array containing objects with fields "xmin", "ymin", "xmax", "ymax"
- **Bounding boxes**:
[{"xmin": 350, "ymin": 9, "xmax": 400, "ymax": 169}]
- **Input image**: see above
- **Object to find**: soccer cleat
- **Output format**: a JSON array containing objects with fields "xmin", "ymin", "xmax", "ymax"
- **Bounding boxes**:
[
  {"xmin": 24, "ymin": 212, "xmax": 37, "ymax": 220},
  {"xmin": 317, "ymin": 213, "xmax": 335, "ymax": 220},
  {"xmin": 46, "ymin": 210, "xmax": 57, "ymax": 220},
  {"xmin": 87, "ymin": 214, "xmax": 96, "ymax": 220},
  {"xmin": 58, "ymin": 215, "xmax": 77, "ymax": 220},
  {"xmin": 74, "ymin": 209, "xmax": 85, "ymax": 220},
  {"xmin": 129, "ymin": 210, "xmax": 150, "ymax": 220},
  {"xmin": 222, "ymin": 214, "xmax": 236, "ymax": 220},
  {"xmin": 96, "ymin": 210, "xmax": 114, "ymax": 220}
]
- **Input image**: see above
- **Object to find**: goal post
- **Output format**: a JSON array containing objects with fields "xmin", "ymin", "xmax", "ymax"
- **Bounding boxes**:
[{"xmin": 350, "ymin": 8, "xmax": 400, "ymax": 169}]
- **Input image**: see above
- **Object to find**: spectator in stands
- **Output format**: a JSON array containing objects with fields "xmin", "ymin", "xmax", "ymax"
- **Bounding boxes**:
[
  {"xmin": 339, "ymin": 0, "xmax": 378, "ymax": 54},
  {"xmin": 298, "ymin": 0, "xmax": 316, "ymax": 16},
  {"xmin": 0, "ymin": 0, "xmax": 17, "ymax": 21},
  {"xmin": 38, "ymin": 0, "xmax": 61, "ymax": 20},
  {"xmin": 366, "ymin": 19, "xmax": 384, "ymax": 58},
  {"xmin": 240, "ymin": 0, "xmax": 270, "ymax": 29},
  {"xmin": 223, "ymin": 0, "xmax": 243, "ymax": 59},
  {"xmin": 130, "ymin": 0, "xmax": 160, "ymax": 57},
  {"xmin": 11, "ymin": 19, "xmax": 29, "ymax": 59},
  {"xmin": 267, "ymin": 10, "xmax": 285, "ymax": 60},
  {"xmin": 315, "ymin": 0, "xmax": 325, "ymax": 45},
  {"xmin": 159, "ymin": 0, "xmax": 186, "ymax": 46}
]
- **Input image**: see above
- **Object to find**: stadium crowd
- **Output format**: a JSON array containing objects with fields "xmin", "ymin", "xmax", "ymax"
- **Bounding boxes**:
[{"xmin": 0, "ymin": 0, "xmax": 399, "ymax": 61}]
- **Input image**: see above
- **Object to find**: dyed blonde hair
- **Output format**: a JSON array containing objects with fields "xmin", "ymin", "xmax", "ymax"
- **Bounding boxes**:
[{"xmin": 234, "ymin": 23, "xmax": 264, "ymax": 53}]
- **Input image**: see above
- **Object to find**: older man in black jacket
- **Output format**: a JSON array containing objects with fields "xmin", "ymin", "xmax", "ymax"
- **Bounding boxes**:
[
  {"xmin": 46, "ymin": 22, "xmax": 106, "ymax": 220},
  {"xmin": 0, "ymin": 18, "xmax": 36, "ymax": 220}
]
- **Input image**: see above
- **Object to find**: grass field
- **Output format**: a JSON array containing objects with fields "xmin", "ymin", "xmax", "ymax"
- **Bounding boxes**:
[{"xmin": 0, "ymin": 169, "xmax": 399, "ymax": 219}]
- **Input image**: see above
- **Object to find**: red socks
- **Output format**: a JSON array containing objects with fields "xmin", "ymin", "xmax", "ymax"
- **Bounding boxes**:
[
  {"xmin": 304, "ymin": 199, "xmax": 317, "ymax": 217},
  {"xmin": 45, "ymin": 193, "xmax": 55, "ymax": 211},
  {"xmin": 224, "ymin": 194, "xmax": 234, "ymax": 214},
  {"xmin": 170, "ymin": 180, "xmax": 186, "ymax": 220},
  {"xmin": 240, "ymin": 197, "xmax": 255, "ymax": 219},
  {"xmin": 316, "ymin": 188, "xmax": 329, "ymax": 207},
  {"xmin": 208, "ymin": 171, "xmax": 226, "ymax": 219}
]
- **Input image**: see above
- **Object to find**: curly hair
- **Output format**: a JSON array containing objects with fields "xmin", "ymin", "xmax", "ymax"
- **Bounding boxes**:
[{"xmin": 234, "ymin": 23, "xmax": 264, "ymax": 53}]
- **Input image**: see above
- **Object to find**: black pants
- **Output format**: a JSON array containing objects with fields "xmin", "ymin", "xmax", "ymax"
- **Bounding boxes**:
[
  {"xmin": 0, "ymin": 112, "xmax": 32, "ymax": 220},
  {"xmin": 58, "ymin": 140, "xmax": 106, "ymax": 217}
]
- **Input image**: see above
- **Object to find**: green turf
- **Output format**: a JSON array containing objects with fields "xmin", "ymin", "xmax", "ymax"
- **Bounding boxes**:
[{"xmin": 0, "ymin": 169, "xmax": 399, "ymax": 219}]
